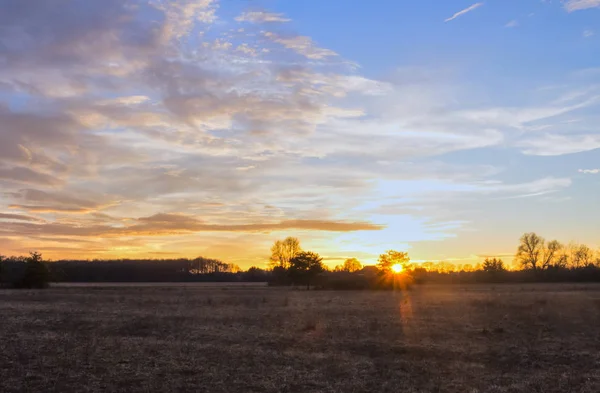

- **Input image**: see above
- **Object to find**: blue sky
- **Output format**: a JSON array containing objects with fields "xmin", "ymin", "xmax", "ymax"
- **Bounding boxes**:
[
  {"xmin": 0, "ymin": 0, "xmax": 599, "ymax": 267},
  {"xmin": 251, "ymin": 1, "xmax": 600, "ymax": 75}
]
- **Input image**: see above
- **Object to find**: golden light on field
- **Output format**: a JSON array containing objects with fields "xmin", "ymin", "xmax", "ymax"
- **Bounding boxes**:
[{"xmin": 391, "ymin": 264, "xmax": 404, "ymax": 273}]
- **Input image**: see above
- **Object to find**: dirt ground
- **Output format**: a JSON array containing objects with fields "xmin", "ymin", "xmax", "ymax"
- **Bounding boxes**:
[{"xmin": 2, "ymin": 283, "xmax": 600, "ymax": 392}]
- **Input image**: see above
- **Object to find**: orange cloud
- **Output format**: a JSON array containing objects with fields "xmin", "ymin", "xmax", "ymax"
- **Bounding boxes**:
[
  {"xmin": 0, "ymin": 213, "xmax": 42, "ymax": 222},
  {"xmin": 0, "ymin": 213, "xmax": 383, "ymax": 239}
]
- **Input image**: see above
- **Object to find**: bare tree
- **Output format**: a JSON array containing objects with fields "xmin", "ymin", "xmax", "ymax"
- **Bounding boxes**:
[
  {"xmin": 541, "ymin": 240, "xmax": 563, "ymax": 269},
  {"xmin": 269, "ymin": 237, "xmax": 301, "ymax": 269},
  {"xmin": 573, "ymin": 244, "xmax": 594, "ymax": 267},
  {"xmin": 516, "ymin": 232, "xmax": 545, "ymax": 270},
  {"xmin": 554, "ymin": 248, "xmax": 569, "ymax": 269},
  {"xmin": 341, "ymin": 258, "xmax": 362, "ymax": 273}
]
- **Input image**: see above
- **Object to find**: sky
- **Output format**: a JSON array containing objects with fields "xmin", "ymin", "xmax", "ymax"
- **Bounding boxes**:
[{"xmin": 0, "ymin": 0, "xmax": 599, "ymax": 268}]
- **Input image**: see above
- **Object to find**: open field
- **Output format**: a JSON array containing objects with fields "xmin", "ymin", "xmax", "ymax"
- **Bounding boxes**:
[{"xmin": 2, "ymin": 284, "xmax": 600, "ymax": 392}]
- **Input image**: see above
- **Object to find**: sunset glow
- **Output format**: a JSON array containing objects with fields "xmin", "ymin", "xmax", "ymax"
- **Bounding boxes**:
[{"xmin": 1, "ymin": 0, "xmax": 599, "ymax": 268}]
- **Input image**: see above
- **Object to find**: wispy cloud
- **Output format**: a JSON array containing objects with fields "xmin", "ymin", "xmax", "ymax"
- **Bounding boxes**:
[
  {"xmin": 505, "ymin": 20, "xmax": 519, "ymax": 28},
  {"xmin": 520, "ymin": 134, "xmax": 600, "ymax": 156},
  {"xmin": 579, "ymin": 169, "xmax": 600, "ymax": 174},
  {"xmin": 583, "ymin": 29, "xmax": 595, "ymax": 38},
  {"xmin": 263, "ymin": 32, "xmax": 338, "ymax": 59},
  {"xmin": 235, "ymin": 11, "xmax": 290, "ymax": 23},
  {"xmin": 0, "ymin": 213, "xmax": 42, "ymax": 222},
  {"xmin": 444, "ymin": 3, "xmax": 484, "ymax": 22},
  {"xmin": 564, "ymin": 0, "xmax": 600, "ymax": 12}
]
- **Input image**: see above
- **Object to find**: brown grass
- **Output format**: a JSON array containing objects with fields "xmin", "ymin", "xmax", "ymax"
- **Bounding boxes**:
[{"xmin": 2, "ymin": 283, "xmax": 600, "ymax": 392}]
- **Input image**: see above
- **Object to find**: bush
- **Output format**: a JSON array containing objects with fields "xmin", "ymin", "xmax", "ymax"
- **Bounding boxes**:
[
  {"xmin": 314, "ymin": 270, "xmax": 414, "ymax": 291},
  {"xmin": 268, "ymin": 266, "xmax": 291, "ymax": 286}
]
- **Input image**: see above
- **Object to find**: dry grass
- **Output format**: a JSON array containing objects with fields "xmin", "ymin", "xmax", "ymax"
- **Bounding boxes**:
[{"xmin": 2, "ymin": 283, "xmax": 600, "ymax": 392}]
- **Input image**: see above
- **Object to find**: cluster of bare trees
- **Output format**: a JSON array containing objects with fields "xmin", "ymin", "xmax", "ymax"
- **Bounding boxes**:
[
  {"xmin": 189, "ymin": 257, "xmax": 240, "ymax": 274},
  {"xmin": 333, "ymin": 258, "xmax": 363, "ymax": 273},
  {"xmin": 268, "ymin": 237, "xmax": 302, "ymax": 269},
  {"xmin": 515, "ymin": 232, "xmax": 599, "ymax": 270}
]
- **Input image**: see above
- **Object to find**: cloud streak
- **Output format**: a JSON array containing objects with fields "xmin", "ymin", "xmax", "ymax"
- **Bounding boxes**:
[
  {"xmin": 0, "ymin": 214, "xmax": 383, "ymax": 238},
  {"xmin": 0, "ymin": 213, "xmax": 42, "ymax": 222},
  {"xmin": 235, "ymin": 11, "xmax": 290, "ymax": 23},
  {"xmin": 564, "ymin": 0, "xmax": 600, "ymax": 12},
  {"xmin": 264, "ymin": 32, "xmax": 338, "ymax": 59},
  {"xmin": 445, "ymin": 3, "xmax": 484, "ymax": 22}
]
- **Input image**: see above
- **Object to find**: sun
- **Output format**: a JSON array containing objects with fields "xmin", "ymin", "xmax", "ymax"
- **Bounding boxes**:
[{"xmin": 391, "ymin": 263, "xmax": 404, "ymax": 273}]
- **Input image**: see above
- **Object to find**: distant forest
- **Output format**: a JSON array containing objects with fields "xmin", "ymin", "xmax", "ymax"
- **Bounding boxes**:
[{"xmin": 2, "ymin": 232, "xmax": 600, "ymax": 288}]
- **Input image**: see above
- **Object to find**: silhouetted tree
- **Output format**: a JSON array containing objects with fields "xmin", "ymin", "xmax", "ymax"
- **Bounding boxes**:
[
  {"xmin": 573, "ymin": 244, "xmax": 595, "ymax": 267},
  {"xmin": 0, "ymin": 255, "xmax": 4, "ymax": 285},
  {"xmin": 190, "ymin": 256, "xmax": 237, "ymax": 274},
  {"xmin": 553, "ymin": 245, "xmax": 570, "ymax": 269},
  {"xmin": 377, "ymin": 250, "xmax": 410, "ymax": 273},
  {"xmin": 289, "ymin": 251, "xmax": 325, "ymax": 290},
  {"xmin": 516, "ymin": 232, "xmax": 545, "ymax": 270},
  {"xmin": 516, "ymin": 234, "xmax": 568, "ymax": 271},
  {"xmin": 269, "ymin": 237, "xmax": 301, "ymax": 269},
  {"xmin": 482, "ymin": 258, "xmax": 505, "ymax": 272},
  {"xmin": 340, "ymin": 258, "xmax": 362, "ymax": 273},
  {"xmin": 541, "ymin": 240, "xmax": 564, "ymax": 269},
  {"xmin": 18, "ymin": 252, "xmax": 50, "ymax": 289}
]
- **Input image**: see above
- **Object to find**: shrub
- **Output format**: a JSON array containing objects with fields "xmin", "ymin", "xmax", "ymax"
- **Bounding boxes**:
[
  {"xmin": 315, "ymin": 272, "xmax": 372, "ymax": 290},
  {"xmin": 268, "ymin": 266, "xmax": 291, "ymax": 286}
]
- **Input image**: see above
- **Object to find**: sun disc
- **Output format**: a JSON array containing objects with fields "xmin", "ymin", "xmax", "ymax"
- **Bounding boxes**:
[{"xmin": 391, "ymin": 263, "xmax": 403, "ymax": 273}]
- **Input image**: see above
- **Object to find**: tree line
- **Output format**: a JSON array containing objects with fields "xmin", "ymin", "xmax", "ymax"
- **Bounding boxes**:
[
  {"xmin": 264, "ymin": 234, "xmax": 600, "ymax": 289},
  {"xmin": 1, "ymin": 232, "xmax": 600, "ymax": 289},
  {"xmin": 0, "ymin": 255, "xmax": 248, "ymax": 288}
]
